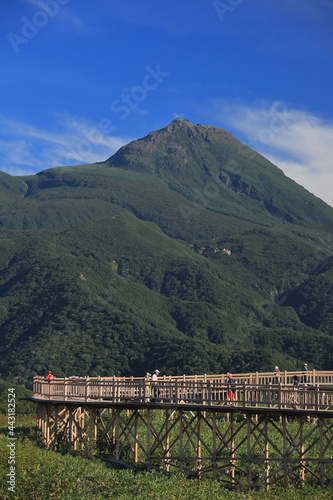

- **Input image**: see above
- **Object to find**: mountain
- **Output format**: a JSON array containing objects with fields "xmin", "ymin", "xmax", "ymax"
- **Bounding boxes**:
[{"xmin": 0, "ymin": 118, "xmax": 332, "ymax": 384}]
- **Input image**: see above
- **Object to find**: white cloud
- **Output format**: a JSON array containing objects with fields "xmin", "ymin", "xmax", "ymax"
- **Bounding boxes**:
[
  {"xmin": 0, "ymin": 114, "xmax": 133, "ymax": 176},
  {"xmin": 213, "ymin": 100, "xmax": 333, "ymax": 207}
]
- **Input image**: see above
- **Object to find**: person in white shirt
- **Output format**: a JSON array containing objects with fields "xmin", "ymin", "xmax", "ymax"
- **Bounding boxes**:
[{"xmin": 151, "ymin": 369, "xmax": 160, "ymax": 401}]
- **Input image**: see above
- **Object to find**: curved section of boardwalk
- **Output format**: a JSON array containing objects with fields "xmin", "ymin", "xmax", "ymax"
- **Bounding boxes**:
[{"xmin": 31, "ymin": 371, "xmax": 333, "ymax": 490}]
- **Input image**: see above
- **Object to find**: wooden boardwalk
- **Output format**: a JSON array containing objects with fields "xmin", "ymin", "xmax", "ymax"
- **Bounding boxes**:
[
  {"xmin": 33, "ymin": 370, "xmax": 333, "ymax": 411},
  {"xmin": 31, "ymin": 371, "xmax": 333, "ymax": 489}
]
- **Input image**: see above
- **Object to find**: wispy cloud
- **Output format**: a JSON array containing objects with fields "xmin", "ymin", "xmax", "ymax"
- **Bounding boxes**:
[
  {"xmin": 19, "ymin": 0, "xmax": 91, "ymax": 35},
  {"xmin": 0, "ymin": 114, "xmax": 132, "ymax": 176},
  {"xmin": 212, "ymin": 100, "xmax": 333, "ymax": 207}
]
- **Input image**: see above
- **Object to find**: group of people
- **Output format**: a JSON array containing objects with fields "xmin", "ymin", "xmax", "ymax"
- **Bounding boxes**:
[
  {"xmin": 144, "ymin": 370, "xmax": 237, "ymax": 403},
  {"xmin": 45, "ymin": 365, "xmax": 310, "ymax": 401},
  {"xmin": 274, "ymin": 363, "xmax": 309, "ymax": 387}
]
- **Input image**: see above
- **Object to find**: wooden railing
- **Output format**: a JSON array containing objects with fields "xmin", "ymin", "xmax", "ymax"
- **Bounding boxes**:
[{"xmin": 33, "ymin": 371, "xmax": 333, "ymax": 411}]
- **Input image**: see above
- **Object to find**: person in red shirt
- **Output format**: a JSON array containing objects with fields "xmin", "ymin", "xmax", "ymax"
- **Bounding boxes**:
[
  {"xmin": 227, "ymin": 373, "xmax": 236, "ymax": 402},
  {"xmin": 46, "ymin": 370, "xmax": 55, "ymax": 381}
]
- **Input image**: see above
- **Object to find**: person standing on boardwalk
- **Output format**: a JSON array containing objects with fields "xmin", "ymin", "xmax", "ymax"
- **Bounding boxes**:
[
  {"xmin": 45, "ymin": 370, "xmax": 55, "ymax": 396},
  {"xmin": 151, "ymin": 369, "xmax": 160, "ymax": 401},
  {"xmin": 227, "ymin": 373, "xmax": 236, "ymax": 402},
  {"xmin": 46, "ymin": 370, "xmax": 55, "ymax": 381},
  {"xmin": 144, "ymin": 372, "xmax": 151, "ymax": 400},
  {"xmin": 273, "ymin": 366, "xmax": 280, "ymax": 402},
  {"xmin": 291, "ymin": 375, "xmax": 300, "ymax": 406},
  {"xmin": 302, "ymin": 363, "xmax": 308, "ymax": 384}
]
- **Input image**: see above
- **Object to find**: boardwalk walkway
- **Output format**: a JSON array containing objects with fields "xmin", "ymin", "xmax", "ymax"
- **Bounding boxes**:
[
  {"xmin": 33, "ymin": 370, "xmax": 333, "ymax": 411},
  {"xmin": 31, "ymin": 371, "xmax": 333, "ymax": 489}
]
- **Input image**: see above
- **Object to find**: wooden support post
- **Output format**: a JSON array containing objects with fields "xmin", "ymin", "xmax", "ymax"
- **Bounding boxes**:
[
  {"xmin": 68, "ymin": 408, "xmax": 75, "ymax": 452},
  {"xmin": 115, "ymin": 409, "xmax": 120, "ymax": 461},
  {"xmin": 212, "ymin": 412, "xmax": 217, "ymax": 480},
  {"xmin": 54, "ymin": 406, "xmax": 59, "ymax": 450},
  {"xmin": 37, "ymin": 404, "xmax": 42, "ymax": 440},
  {"xmin": 264, "ymin": 416, "xmax": 270, "ymax": 491},
  {"xmin": 134, "ymin": 410, "xmax": 139, "ymax": 463},
  {"xmin": 165, "ymin": 409, "xmax": 171, "ymax": 472},
  {"xmin": 179, "ymin": 410, "xmax": 184, "ymax": 473},
  {"xmin": 246, "ymin": 414, "xmax": 252, "ymax": 488},
  {"xmin": 197, "ymin": 411, "xmax": 202, "ymax": 476},
  {"xmin": 45, "ymin": 404, "xmax": 51, "ymax": 446},
  {"xmin": 282, "ymin": 415, "xmax": 288, "ymax": 488},
  {"xmin": 319, "ymin": 417, "xmax": 325, "ymax": 488},
  {"xmin": 230, "ymin": 412, "xmax": 236, "ymax": 487},
  {"xmin": 300, "ymin": 417, "xmax": 305, "ymax": 485}
]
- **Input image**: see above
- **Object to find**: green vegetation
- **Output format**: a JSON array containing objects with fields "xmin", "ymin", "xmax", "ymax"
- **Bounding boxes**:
[{"xmin": 0, "ymin": 118, "xmax": 332, "ymax": 384}]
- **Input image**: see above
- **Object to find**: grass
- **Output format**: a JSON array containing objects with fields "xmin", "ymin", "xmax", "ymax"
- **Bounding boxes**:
[{"xmin": 1, "ymin": 415, "xmax": 333, "ymax": 499}]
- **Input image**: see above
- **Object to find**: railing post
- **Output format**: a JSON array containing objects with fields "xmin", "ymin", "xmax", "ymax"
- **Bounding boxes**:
[
  {"xmin": 175, "ymin": 379, "xmax": 178, "ymax": 404},
  {"xmin": 142, "ymin": 379, "xmax": 146, "ymax": 402},
  {"xmin": 207, "ymin": 380, "xmax": 211, "ymax": 405},
  {"xmin": 315, "ymin": 384, "xmax": 319, "ymax": 411},
  {"xmin": 112, "ymin": 376, "xmax": 116, "ymax": 402},
  {"xmin": 86, "ymin": 377, "xmax": 90, "ymax": 401},
  {"xmin": 98, "ymin": 376, "xmax": 101, "ymax": 400},
  {"xmin": 64, "ymin": 378, "xmax": 68, "ymax": 401}
]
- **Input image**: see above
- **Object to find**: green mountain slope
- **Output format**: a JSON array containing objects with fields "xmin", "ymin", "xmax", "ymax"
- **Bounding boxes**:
[
  {"xmin": 0, "ymin": 119, "xmax": 332, "ymax": 383},
  {"xmin": 105, "ymin": 118, "xmax": 333, "ymax": 235},
  {"xmin": 1, "ymin": 119, "xmax": 332, "ymax": 239}
]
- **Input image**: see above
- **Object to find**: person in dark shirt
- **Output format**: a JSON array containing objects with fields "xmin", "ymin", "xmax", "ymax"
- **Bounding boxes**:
[{"xmin": 302, "ymin": 363, "xmax": 308, "ymax": 384}]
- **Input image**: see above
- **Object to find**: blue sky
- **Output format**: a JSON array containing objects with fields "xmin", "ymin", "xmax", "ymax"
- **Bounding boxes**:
[{"xmin": 1, "ymin": 0, "xmax": 333, "ymax": 206}]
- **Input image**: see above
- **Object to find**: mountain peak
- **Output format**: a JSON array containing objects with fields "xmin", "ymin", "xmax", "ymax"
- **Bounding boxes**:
[
  {"xmin": 165, "ymin": 117, "xmax": 194, "ymax": 130},
  {"xmin": 163, "ymin": 117, "xmax": 218, "ymax": 135},
  {"xmin": 105, "ymin": 117, "xmax": 234, "ymax": 170}
]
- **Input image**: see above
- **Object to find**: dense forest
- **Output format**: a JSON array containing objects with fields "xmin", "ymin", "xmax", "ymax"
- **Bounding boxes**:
[{"xmin": 0, "ymin": 118, "xmax": 332, "ymax": 385}]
